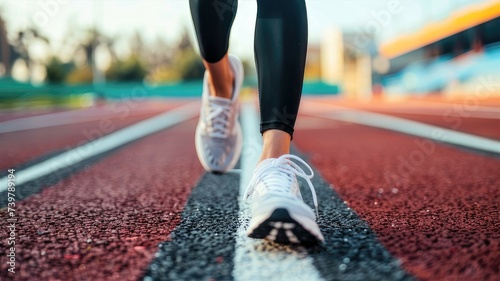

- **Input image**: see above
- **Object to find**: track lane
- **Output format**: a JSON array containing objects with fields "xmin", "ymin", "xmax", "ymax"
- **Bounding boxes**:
[
  {"xmin": 294, "ymin": 116, "xmax": 500, "ymax": 281},
  {"xmin": 145, "ymin": 103, "xmax": 413, "ymax": 281},
  {"xmin": 366, "ymin": 112, "xmax": 500, "ymax": 141},
  {"xmin": 0, "ymin": 119, "xmax": 204, "ymax": 281},
  {"xmin": 307, "ymin": 97, "xmax": 500, "ymax": 140},
  {"xmin": 0, "ymin": 108, "xmax": 76, "ymax": 122},
  {"xmin": 407, "ymin": 96, "xmax": 500, "ymax": 107},
  {"xmin": 0, "ymin": 101, "xmax": 189, "ymax": 171},
  {"xmin": 1, "ymin": 97, "xmax": 497, "ymax": 280}
]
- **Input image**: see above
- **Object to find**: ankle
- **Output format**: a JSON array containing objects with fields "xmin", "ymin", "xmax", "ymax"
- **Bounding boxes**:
[
  {"xmin": 208, "ymin": 73, "xmax": 233, "ymax": 99},
  {"xmin": 258, "ymin": 130, "xmax": 291, "ymax": 163},
  {"xmin": 204, "ymin": 55, "xmax": 235, "ymax": 99}
]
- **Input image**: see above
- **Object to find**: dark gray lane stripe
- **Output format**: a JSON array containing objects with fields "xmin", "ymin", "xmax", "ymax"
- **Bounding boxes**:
[{"xmin": 142, "ymin": 172, "xmax": 240, "ymax": 281}]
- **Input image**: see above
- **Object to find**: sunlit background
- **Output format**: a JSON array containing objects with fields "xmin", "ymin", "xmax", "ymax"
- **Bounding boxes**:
[{"xmin": 0, "ymin": 0, "xmax": 499, "ymax": 108}]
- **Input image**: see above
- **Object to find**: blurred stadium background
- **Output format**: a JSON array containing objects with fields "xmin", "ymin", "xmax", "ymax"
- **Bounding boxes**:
[{"xmin": 0, "ymin": 0, "xmax": 499, "ymax": 108}]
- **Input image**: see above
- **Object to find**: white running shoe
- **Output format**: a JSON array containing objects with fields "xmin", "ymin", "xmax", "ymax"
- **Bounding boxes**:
[
  {"xmin": 195, "ymin": 55, "xmax": 244, "ymax": 173},
  {"xmin": 244, "ymin": 154, "xmax": 324, "ymax": 244}
]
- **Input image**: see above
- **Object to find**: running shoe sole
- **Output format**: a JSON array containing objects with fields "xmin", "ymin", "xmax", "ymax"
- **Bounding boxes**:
[{"xmin": 247, "ymin": 208, "xmax": 323, "ymax": 245}]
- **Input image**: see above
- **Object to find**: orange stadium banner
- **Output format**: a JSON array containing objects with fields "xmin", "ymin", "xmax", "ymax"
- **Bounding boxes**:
[{"xmin": 380, "ymin": 0, "xmax": 500, "ymax": 58}]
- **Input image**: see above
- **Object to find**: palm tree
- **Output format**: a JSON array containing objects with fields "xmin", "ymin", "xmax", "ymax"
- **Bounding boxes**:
[
  {"xmin": 0, "ymin": 13, "xmax": 11, "ymax": 76},
  {"xmin": 12, "ymin": 27, "xmax": 49, "ymax": 82}
]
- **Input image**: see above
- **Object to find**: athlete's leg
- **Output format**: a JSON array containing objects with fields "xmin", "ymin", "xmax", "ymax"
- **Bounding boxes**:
[
  {"xmin": 191, "ymin": 0, "xmax": 244, "ymax": 173},
  {"xmin": 244, "ymin": 0, "xmax": 322, "ymax": 245},
  {"xmin": 254, "ymin": 0, "xmax": 308, "ymax": 162},
  {"xmin": 189, "ymin": 0, "xmax": 238, "ymax": 99}
]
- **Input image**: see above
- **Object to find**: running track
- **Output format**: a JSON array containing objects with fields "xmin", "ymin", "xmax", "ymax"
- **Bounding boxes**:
[{"xmin": 0, "ymin": 96, "xmax": 498, "ymax": 281}]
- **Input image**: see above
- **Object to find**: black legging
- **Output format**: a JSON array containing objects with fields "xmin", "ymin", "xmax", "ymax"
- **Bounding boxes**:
[{"xmin": 189, "ymin": 0, "xmax": 308, "ymax": 138}]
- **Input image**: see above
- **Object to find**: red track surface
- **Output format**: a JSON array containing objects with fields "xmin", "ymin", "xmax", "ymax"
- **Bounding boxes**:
[
  {"xmin": 407, "ymin": 96, "xmax": 500, "ymax": 107},
  {"xmin": 0, "ymin": 101, "xmax": 186, "ymax": 170},
  {"xmin": 0, "ymin": 119, "xmax": 203, "ymax": 281},
  {"xmin": 1, "ymin": 97, "xmax": 498, "ymax": 280},
  {"xmin": 294, "ymin": 117, "xmax": 500, "ymax": 281},
  {"xmin": 310, "ymin": 97, "xmax": 500, "ymax": 140},
  {"xmin": 0, "ymin": 109, "xmax": 72, "ymax": 122},
  {"xmin": 367, "ymin": 112, "xmax": 500, "ymax": 140}
]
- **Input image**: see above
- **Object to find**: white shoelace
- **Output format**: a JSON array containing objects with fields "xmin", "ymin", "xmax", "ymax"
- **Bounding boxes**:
[
  {"xmin": 205, "ymin": 99, "xmax": 232, "ymax": 138},
  {"xmin": 244, "ymin": 154, "xmax": 319, "ymax": 214}
]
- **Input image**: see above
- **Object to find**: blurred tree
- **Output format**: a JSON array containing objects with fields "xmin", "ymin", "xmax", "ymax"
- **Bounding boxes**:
[
  {"xmin": 4, "ymin": 22, "xmax": 213, "ymax": 84},
  {"xmin": 145, "ymin": 37, "xmax": 178, "ymax": 84},
  {"xmin": 66, "ymin": 66, "xmax": 93, "ymax": 84},
  {"xmin": 78, "ymin": 28, "xmax": 107, "ymax": 66},
  {"xmin": 146, "ymin": 66, "xmax": 182, "ymax": 85},
  {"xmin": 12, "ymin": 27, "xmax": 49, "ymax": 82},
  {"xmin": 147, "ymin": 37, "xmax": 174, "ymax": 69},
  {"xmin": 144, "ymin": 28, "xmax": 204, "ymax": 84},
  {"xmin": 175, "ymin": 30, "xmax": 204, "ymax": 81},
  {"xmin": 0, "ymin": 12, "xmax": 13, "ymax": 76},
  {"xmin": 45, "ymin": 57, "xmax": 74, "ymax": 83},
  {"xmin": 67, "ymin": 28, "xmax": 117, "ymax": 84},
  {"xmin": 106, "ymin": 55, "xmax": 147, "ymax": 81},
  {"xmin": 130, "ymin": 31, "xmax": 144, "ymax": 59},
  {"xmin": 176, "ymin": 49, "xmax": 204, "ymax": 81}
]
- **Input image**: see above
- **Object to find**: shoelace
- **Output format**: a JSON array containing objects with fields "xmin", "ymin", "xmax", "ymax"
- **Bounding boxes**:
[
  {"xmin": 244, "ymin": 154, "xmax": 319, "ymax": 214},
  {"xmin": 205, "ymin": 99, "xmax": 232, "ymax": 138}
]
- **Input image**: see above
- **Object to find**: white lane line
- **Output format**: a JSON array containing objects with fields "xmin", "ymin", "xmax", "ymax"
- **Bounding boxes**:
[
  {"xmin": 0, "ymin": 101, "xmax": 187, "ymax": 134},
  {"xmin": 351, "ymin": 107, "xmax": 500, "ymax": 119},
  {"xmin": 408, "ymin": 100, "xmax": 500, "ymax": 112},
  {"xmin": 0, "ymin": 107, "xmax": 111, "ymax": 133},
  {"xmin": 306, "ymin": 97, "xmax": 500, "ymax": 119},
  {"xmin": 0, "ymin": 101, "xmax": 200, "ymax": 192},
  {"xmin": 302, "ymin": 100, "xmax": 500, "ymax": 155},
  {"xmin": 233, "ymin": 103, "xmax": 324, "ymax": 281}
]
